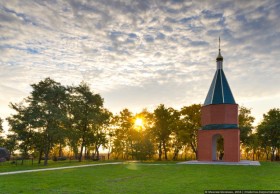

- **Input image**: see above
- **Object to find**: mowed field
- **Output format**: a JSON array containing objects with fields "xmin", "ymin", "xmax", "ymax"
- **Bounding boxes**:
[{"xmin": 0, "ymin": 161, "xmax": 279, "ymax": 194}]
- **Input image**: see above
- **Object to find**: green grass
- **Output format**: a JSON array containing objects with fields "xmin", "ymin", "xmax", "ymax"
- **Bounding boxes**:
[
  {"xmin": 0, "ymin": 161, "xmax": 279, "ymax": 194},
  {"xmin": 0, "ymin": 159, "xmax": 116, "ymax": 173}
]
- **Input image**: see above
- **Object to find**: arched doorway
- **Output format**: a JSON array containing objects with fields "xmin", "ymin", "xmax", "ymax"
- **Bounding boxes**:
[{"xmin": 212, "ymin": 134, "xmax": 224, "ymax": 161}]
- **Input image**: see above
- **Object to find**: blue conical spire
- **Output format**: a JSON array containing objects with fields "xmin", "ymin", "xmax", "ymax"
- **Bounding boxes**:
[{"xmin": 204, "ymin": 38, "xmax": 236, "ymax": 106}]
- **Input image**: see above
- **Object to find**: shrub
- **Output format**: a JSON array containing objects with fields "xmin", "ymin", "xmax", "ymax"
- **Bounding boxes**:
[
  {"xmin": 52, "ymin": 156, "xmax": 67, "ymax": 161},
  {"xmin": 57, "ymin": 156, "xmax": 67, "ymax": 161},
  {"xmin": 0, "ymin": 148, "xmax": 10, "ymax": 161}
]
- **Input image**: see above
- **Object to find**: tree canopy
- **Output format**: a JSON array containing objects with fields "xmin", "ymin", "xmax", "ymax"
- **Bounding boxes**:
[
  {"xmin": 2, "ymin": 78, "xmax": 280, "ymax": 163},
  {"xmin": 257, "ymin": 108, "xmax": 280, "ymax": 161}
]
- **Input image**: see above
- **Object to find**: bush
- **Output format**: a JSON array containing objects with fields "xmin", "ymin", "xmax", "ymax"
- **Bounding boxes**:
[
  {"xmin": 0, "ymin": 148, "xmax": 10, "ymax": 161},
  {"xmin": 58, "ymin": 156, "xmax": 67, "ymax": 161},
  {"xmin": 52, "ymin": 156, "xmax": 67, "ymax": 161}
]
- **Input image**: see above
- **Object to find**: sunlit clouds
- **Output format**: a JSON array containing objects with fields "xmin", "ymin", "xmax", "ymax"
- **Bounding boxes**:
[{"xmin": 0, "ymin": 0, "xmax": 280, "ymax": 125}]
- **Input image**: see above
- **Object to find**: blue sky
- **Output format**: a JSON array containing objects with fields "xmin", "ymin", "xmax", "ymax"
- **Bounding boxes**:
[{"xmin": 0, "ymin": 0, "xmax": 280, "ymax": 128}]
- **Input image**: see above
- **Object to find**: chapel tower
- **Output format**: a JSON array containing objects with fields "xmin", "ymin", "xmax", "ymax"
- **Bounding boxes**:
[{"xmin": 197, "ymin": 38, "xmax": 240, "ymax": 162}]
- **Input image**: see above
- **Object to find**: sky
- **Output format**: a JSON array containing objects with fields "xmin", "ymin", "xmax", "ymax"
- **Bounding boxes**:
[{"xmin": 0, "ymin": 0, "xmax": 280, "ymax": 130}]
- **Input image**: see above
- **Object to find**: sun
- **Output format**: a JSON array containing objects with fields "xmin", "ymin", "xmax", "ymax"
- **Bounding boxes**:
[{"xmin": 135, "ymin": 118, "xmax": 144, "ymax": 128}]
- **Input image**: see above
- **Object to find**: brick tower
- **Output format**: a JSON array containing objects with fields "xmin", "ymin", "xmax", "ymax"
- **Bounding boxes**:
[{"xmin": 198, "ymin": 38, "xmax": 240, "ymax": 162}]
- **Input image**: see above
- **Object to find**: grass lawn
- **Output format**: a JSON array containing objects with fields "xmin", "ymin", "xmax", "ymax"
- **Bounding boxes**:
[
  {"xmin": 0, "ymin": 159, "xmax": 110, "ymax": 173},
  {"xmin": 0, "ymin": 161, "xmax": 279, "ymax": 194}
]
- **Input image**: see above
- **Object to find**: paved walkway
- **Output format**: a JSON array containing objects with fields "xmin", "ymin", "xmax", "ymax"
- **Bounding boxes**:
[
  {"xmin": 177, "ymin": 160, "xmax": 261, "ymax": 166},
  {"xmin": 0, "ymin": 162, "xmax": 122, "ymax": 176}
]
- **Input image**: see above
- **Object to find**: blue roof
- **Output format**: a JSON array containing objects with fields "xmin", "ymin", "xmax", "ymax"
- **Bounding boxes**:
[{"xmin": 204, "ymin": 68, "xmax": 236, "ymax": 106}]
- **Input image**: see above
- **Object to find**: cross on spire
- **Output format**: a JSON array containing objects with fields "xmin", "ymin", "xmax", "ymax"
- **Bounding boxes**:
[
  {"xmin": 216, "ymin": 37, "xmax": 223, "ymax": 62},
  {"xmin": 219, "ymin": 36, "xmax": 221, "ymax": 51}
]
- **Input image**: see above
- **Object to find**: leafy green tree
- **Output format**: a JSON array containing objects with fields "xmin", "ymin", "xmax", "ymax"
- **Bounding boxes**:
[
  {"xmin": 112, "ymin": 109, "xmax": 134, "ymax": 159},
  {"xmin": 7, "ymin": 104, "xmax": 37, "ymax": 159},
  {"xmin": 8, "ymin": 78, "xmax": 69, "ymax": 165},
  {"xmin": 0, "ymin": 118, "xmax": 3, "ymax": 133},
  {"xmin": 90, "ymin": 108, "xmax": 111, "ymax": 159},
  {"xmin": 64, "ymin": 99, "xmax": 80, "ymax": 159},
  {"xmin": 68, "ymin": 82, "xmax": 104, "ymax": 162},
  {"xmin": 180, "ymin": 104, "xmax": 201, "ymax": 159},
  {"xmin": 239, "ymin": 106, "xmax": 255, "ymax": 146},
  {"xmin": 248, "ymin": 133, "xmax": 259, "ymax": 161},
  {"xmin": 168, "ymin": 110, "xmax": 184, "ymax": 160},
  {"xmin": 31, "ymin": 78, "xmax": 68, "ymax": 165},
  {"xmin": 136, "ymin": 109, "xmax": 156, "ymax": 160},
  {"xmin": 257, "ymin": 108, "xmax": 280, "ymax": 161},
  {"xmin": 105, "ymin": 114, "xmax": 116, "ymax": 160},
  {"xmin": 153, "ymin": 104, "xmax": 175, "ymax": 160},
  {"xmin": 112, "ymin": 109, "xmax": 155, "ymax": 160},
  {"xmin": 0, "ymin": 118, "xmax": 4, "ymax": 147}
]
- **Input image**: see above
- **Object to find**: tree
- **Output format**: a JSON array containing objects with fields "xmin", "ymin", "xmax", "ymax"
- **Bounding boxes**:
[
  {"xmin": 7, "ymin": 104, "xmax": 37, "ymax": 159},
  {"xmin": 180, "ymin": 104, "xmax": 201, "ymax": 159},
  {"xmin": 8, "ymin": 78, "xmax": 69, "ymax": 165},
  {"xmin": 31, "ymin": 78, "xmax": 69, "ymax": 165},
  {"xmin": 68, "ymin": 82, "xmax": 104, "ymax": 162},
  {"xmin": 105, "ymin": 114, "xmax": 116, "ymax": 160},
  {"xmin": 247, "ymin": 133, "xmax": 259, "ymax": 161},
  {"xmin": 111, "ymin": 109, "xmax": 155, "ymax": 160},
  {"xmin": 112, "ymin": 109, "xmax": 134, "ymax": 159},
  {"xmin": 0, "ymin": 148, "xmax": 10, "ymax": 161},
  {"xmin": 162, "ymin": 108, "xmax": 184, "ymax": 160},
  {"xmin": 0, "ymin": 118, "xmax": 4, "ymax": 147},
  {"xmin": 0, "ymin": 118, "xmax": 3, "ymax": 133},
  {"xmin": 137, "ymin": 109, "xmax": 156, "ymax": 160},
  {"xmin": 239, "ymin": 106, "xmax": 255, "ymax": 146},
  {"xmin": 257, "ymin": 108, "xmax": 280, "ymax": 161},
  {"xmin": 90, "ymin": 108, "xmax": 111, "ymax": 159},
  {"xmin": 153, "ymin": 104, "xmax": 175, "ymax": 160}
]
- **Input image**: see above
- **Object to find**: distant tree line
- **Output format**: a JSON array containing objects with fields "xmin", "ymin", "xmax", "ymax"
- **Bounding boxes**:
[{"xmin": 0, "ymin": 78, "xmax": 279, "ymax": 165}]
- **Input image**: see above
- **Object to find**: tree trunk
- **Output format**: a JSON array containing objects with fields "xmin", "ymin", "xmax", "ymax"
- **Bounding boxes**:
[
  {"xmin": 190, "ymin": 143, "xmax": 198, "ymax": 159},
  {"xmin": 107, "ymin": 146, "xmax": 111, "ymax": 160},
  {"xmin": 257, "ymin": 151, "xmax": 260, "ymax": 160},
  {"xmin": 38, "ymin": 148, "xmax": 43, "ymax": 164},
  {"xmin": 96, "ymin": 149, "xmax": 100, "ymax": 160},
  {"xmin": 59, "ymin": 143, "xmax": 63, "ymax": 157},
  {"xmin": 271, "ymin": 148, "xmax": 276, "ymax": 161},
  {"xmin": 79, "ymin": 137, "xmax": 85, "ymax": 162},
  {"xmin": 265, "ymin": 150, "xmax": 269, "ymax": 161},
  {"xmin": 173, "ymin": 148, "xmax": 179, "ymax": 160},
  {"xmin": 74, "ymin": 146, "xmax": 78, "ymax": 159},
  {"xmin": 44, "ymin": 145, "xmax": 50, "ymax": 166},
  {"xmin": 158, "ymin": 141, "xmax": 162, "ymax": 161},
  {"xmin": 79, "ymin": 145, "xmax": 84, "ymax": 162},
  {"xmin": 163, "ymin": 140, "xmax": 168, "ymax": 160},
  {"xmin": 125, "ymin": 142, "xmax": 128, "ymax": 160},
  {"xmin": 84, "ymin": 146, "xmax": 87, "ymax": 160}
]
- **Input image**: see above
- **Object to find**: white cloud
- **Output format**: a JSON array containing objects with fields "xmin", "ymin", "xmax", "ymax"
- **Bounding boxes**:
[{"xmin": 0, "ymin": 0, "xmax": 279, "ymax": 125}]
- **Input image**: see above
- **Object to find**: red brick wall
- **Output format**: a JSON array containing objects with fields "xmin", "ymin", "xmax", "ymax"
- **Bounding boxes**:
[
  {"xmin": 201, "ymin": 104, "xmax": 238, "ymax": 126},
  {"xmin": 198, "ymin": 129, "xmax": 240, "ymax": 162}
]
